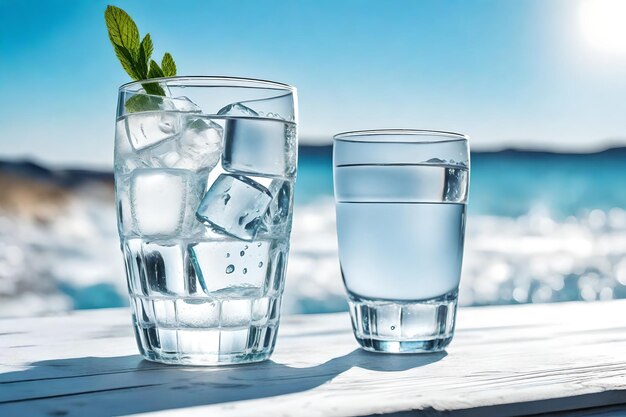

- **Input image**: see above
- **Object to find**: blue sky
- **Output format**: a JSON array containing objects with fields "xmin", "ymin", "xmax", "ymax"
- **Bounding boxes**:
[{"xmin": 1, "ymin": 0, "xmax": 625, "ymax": 167}]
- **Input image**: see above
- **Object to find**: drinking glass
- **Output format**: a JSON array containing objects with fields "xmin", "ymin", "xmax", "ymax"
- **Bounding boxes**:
[
  {"xmin": 333, "ymin": 129, "xmax": 469, "ymax": 353},
  {"xmin": 114, "ymin": 77, "xmax": 297, "ymax": 365}
]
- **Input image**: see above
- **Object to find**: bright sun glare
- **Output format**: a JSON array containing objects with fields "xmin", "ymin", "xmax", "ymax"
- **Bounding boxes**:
[{"xmin": 579, "ymin": 0, "xmax": 626, "ymax": 55}]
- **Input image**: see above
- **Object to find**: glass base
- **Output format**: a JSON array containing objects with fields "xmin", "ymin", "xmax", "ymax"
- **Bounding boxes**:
[
  {"xmin": 130, "ymin": 295, "xmax": 280, "ymax": 366},
  {"xmin": 133, "ymin": 324, "xmax": 278, "ymax": 366},
  {"xmin": 348, "ymin": 290, "xmax": 458, "ymax": 354}
]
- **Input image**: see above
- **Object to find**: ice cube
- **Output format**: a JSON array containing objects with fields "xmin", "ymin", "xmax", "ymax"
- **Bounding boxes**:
[
  {"xmin": 217, "ymin": 103, "xmax": 259, "ymax": 117},
  {"xmin": 222, "ymin": 118, "xmax": 294, "ymax": 178},
  {"xmin": 115, "ymin": 118, "xmax": 133, "ymax": 155},
  {"xmin": 116, "ymin": 177, "xmax": 133, "ymax": 237},
  {"xmin": 168, "ymin": 96, "xmax": 201, "ymax": 113},
  {"xmin": 218, "ymin": 95, "xmax": 294, "ymax": 122},
  {"xmin": 130, "ymin": 169, "xmax": 198, "ymax": 237},
  {"xmin": 217, "ymin": 99, "xmax": 297, "ymax": 178},
  {"xmin": 155, "ymin": 118, "xmax": 223, "ymax": 171},
  {"xmin": 142, "ymin": 242, "xmax": 186, "ymax": 296},
  {"xmin": 264, "ymin": 180, "xmax": 293, "ymax": 231},
  {"xmin": 188, "ymin": 240, "xmax": 269, "ymax": 295},
  {"xmin": 125, "ymin": 111, "xmax": 181, "ymax": 151},
  {"xmin": 196, "ymin": 174, "xmax": 272, "ymax": 241},
  {"xmin": 178, "ymin": 119, "xmax": 223, "ymax": 170},
  {"xmin": 124, "ymin": 96, "xmax": 202, "ymax": 151}
]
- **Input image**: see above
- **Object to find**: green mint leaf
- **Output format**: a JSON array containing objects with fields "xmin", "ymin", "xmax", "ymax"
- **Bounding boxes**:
[
  {"xmin": 143, "ymin": 60, "xmax": 166, "ymax": 96},
  {"xmin": 125, "ymin": 94, "xmax": 163, "ymax": 113},
  {"xmin": 113, "ymin": 44, "xmax": 141, "ymax": 79},
  {"xmin": 105, "ymin": 5, "xmax": 179, "ymax": 107},
  {"xmin": 140, "ymin": 33, "xmax": 153, "ymax": 63},
  {"xmin": 104, "ymin": 5, "xmax": 140, "ymax": 59},
  {"xmin": 142, "ymin": 82, "xmax": 165, "ymax": 96},
  {"xmin": 136, "ymin": 43, "xmax": 148, "ymax": 79},
  {"xmin": 148, "ymin": 60, "xmax": 165, "ymax": 78},
  {"xmin": 161, "ymin": 53, "xmax": 176, "ymax": 77}
]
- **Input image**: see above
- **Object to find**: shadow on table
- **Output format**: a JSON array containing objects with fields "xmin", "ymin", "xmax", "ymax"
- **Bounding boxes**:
[{"xmin": 0, "ymin": 349, "xmax": 446, "ymax": 416}]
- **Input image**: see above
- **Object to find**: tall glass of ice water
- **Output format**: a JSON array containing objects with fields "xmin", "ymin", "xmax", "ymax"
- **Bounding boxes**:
[
  {"xmin": 114, "ymin": 77, "xmax": 297, "ymax": 365},
  {"xmin": 333, "ymin": 130, "xmax": 469, "ymax": 353}
]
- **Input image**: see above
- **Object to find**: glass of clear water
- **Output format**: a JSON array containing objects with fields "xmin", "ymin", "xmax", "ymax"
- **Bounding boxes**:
[
  {"xmin": 333, "ymin": 129, "xmax": 469, "ymax": 353},
  {"xmin": 114, "ymin": 77, "xmax": 297, "ymax": 365}
]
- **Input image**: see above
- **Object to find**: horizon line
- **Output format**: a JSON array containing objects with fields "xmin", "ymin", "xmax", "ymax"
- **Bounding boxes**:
[{"xmin": 5, "ymin": 144, "xmax": 626, "ymax": 172}]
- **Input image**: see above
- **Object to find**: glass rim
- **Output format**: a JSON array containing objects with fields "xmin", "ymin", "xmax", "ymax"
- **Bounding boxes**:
[
  {"xmin": 119, "ymin": 75, "xmax": 296, "ymax": 93},
  {"xmin": 333, "ymin": 129, "xmax": 469, "ymax": 144}
]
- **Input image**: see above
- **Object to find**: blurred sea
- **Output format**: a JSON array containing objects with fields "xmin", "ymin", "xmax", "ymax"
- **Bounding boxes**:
[{"xmin": 2, "ymin": 146, "xmax": 626, "ymax": 317}]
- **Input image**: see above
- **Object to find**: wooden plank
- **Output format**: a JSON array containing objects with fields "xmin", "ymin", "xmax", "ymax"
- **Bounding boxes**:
[{"xmin": 1, "ymin": 301, "xmax": 626, "ymax": 416}]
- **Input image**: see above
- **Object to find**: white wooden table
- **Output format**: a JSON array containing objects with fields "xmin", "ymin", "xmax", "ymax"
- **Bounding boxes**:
[{"xmin": 2, "ymin": 301, "xmax": 626, "ymax": 417}]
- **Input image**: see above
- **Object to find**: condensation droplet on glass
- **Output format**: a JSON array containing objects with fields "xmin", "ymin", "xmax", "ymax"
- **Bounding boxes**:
[
  {"xmin": 244, "ymin": 245, "xmax": 249, "ymax": 250},
  {"xmin": 257, "ymin": 242, "xmax": 262, "ymax": 247},
  {"xmin": 243, "ymin": 268, "xmax": 248, "ymax": 274},
  {"xmin": 390, "ymin": 325, "xmax": 396, "ymax": 330},
  {"xmin": 226, "ymin": 253, "xmax": 230, "ymax": 258},
  {"xmin": 240, "ymin": 250, "xmax": 245, "ymax": 257},
  {"xmin": 225, "ymin": 265, "xmax": 235, "ymax": 274},
  {"xmin": 258, "ymin": 261, "xmax": 263, "ymax": 268}
]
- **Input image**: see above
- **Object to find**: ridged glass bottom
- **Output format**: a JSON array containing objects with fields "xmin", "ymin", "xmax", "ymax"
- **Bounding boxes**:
[
  {"xmin": 131, "ymin": 296, "xmax": 280, "ymax": 365},
  {"xmin": 348, "ymin": 290, "xmax": 458, "ymax": 353},
  {"xmin": 133, "ymin": 324, "xmax": 278, "ymax": 365}
]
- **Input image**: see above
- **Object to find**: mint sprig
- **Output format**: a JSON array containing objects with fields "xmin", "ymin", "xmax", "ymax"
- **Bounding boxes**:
[
  {"xmin": 162, "ymin": 53, "xmax": 176, "ymax": 76},
  {"xmin": 104, "ymin": 5, "xmax": 177, "ymax": 107}
]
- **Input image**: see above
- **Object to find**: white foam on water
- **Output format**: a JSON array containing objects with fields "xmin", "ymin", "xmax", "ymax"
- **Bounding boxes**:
[{"xmin": 3, "ymin": 192, "xmax": 626, "ymax": 317}]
